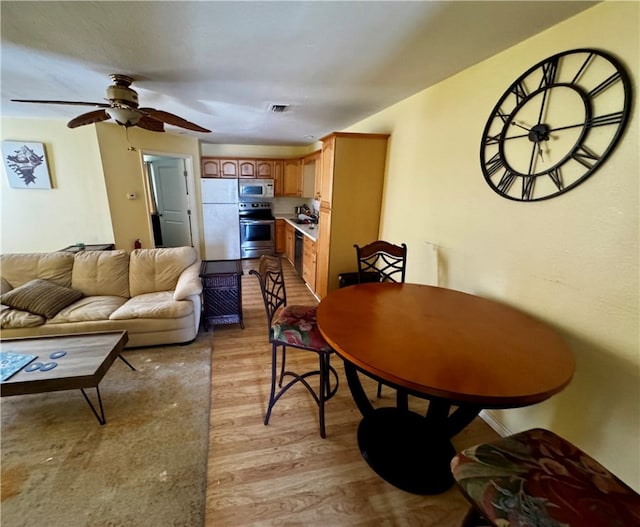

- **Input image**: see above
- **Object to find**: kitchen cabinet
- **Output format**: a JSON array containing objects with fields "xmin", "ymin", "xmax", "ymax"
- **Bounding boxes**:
[
  {"xmin": 238, "ymin": 160, "xmax": 256, "ymax": 178},
  {"xmin": 302, "ymin": 152, "xmax": 319, "ymax": 199},
  {"xmin": 275, "ymin": 219, "xmax": 285, "ymax": 253},
  {"xmin": 202, "ymin": 158, "xmax": 221, "ymax": 178},
  {"xmin": 284, "ymin": 222, "xmax": 295, "ymax": 265},
  {"xmin": 314, "ymin": 132, "xmax": 390, "ymax": 299},
  {"xmin": 257, "ymin": 160, "xmax": 274, "ymax": 179},
  {"xmin": 315, "ymin": 208, "xmax": 331, "ymax": 297},
  {"xmin": 283, "ymin": 159, "xmax": 303, "ymax": 196},
  {"xmin": 220, "ymin": 159, "xmax": 239, "ymax": 178},
  {"xmin": 318, "ymin": 139, "xmax": 335, "ymax": 208},
  {"xmin": 302, "ymin": 236, "xmax": 317, "ymax": 290},
  {"xmin": 273, "ymin": 160, "xmax": 284, "ymax": 195},
  {"xmin": 314, "ymin": 152, "xmax": 322, "ymax": 199}
]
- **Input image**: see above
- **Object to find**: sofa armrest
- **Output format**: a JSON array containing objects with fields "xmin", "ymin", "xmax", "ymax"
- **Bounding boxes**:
[{"xmin": 173, "ymin": 261, "xmax": 203, "ymax": 300}]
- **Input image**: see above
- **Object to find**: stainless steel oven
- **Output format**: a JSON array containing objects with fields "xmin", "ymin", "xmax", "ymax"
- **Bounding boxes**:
[{"xmin": 239, "ymin": 201, "xmax": 275, "ymax": 259}]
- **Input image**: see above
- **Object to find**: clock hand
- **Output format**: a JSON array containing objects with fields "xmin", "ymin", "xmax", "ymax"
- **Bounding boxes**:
[
  {"xmin": 510, "ymin": 121, "xmax": 532, "ymax": 132},
  {"xmin": 548, "ymin": 122, "xmax": 585, "ymax": 133},
  {"xmin": 527, "ymin": 141, "xmax": 538, "ymax": 176},
  {"xmin": 536, "ymin": 86, "xmax": 550, "ymax": 129}
]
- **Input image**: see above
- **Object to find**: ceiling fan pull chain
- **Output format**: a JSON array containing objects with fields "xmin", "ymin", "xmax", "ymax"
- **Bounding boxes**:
[{"xmin": 125, "ymin": 127, "xmax": 136, "ymax": 151}]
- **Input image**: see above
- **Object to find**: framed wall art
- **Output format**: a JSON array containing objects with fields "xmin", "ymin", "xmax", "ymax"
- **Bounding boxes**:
[{"xmin": 2, "ymin": 141, "xmax": 52, "ymax": 189}]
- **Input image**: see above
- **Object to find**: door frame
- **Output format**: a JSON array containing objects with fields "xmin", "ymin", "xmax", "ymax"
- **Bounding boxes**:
[{"xmin": 140, "ymin": 150, "xmax": 201, "ymax": 257}]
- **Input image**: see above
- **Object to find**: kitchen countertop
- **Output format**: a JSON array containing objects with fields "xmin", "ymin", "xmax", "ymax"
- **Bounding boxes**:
[{"xmin": 275, "ymin": 215, "xmax": 318, "ymax": 241}]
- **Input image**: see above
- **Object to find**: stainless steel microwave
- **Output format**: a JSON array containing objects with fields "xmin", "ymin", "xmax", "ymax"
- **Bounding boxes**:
[{"xmin": 239, "ymin": 179, "xmax": 274, "ymax": 199}]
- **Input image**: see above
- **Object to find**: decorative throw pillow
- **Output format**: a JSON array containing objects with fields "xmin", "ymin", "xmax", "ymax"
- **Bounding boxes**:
[
  {"xmin": 1, "ymin": 277, "xmax": 13, "ymax": 295},
  {"xmin": 0, "ymin": 279, "xmax": 84, "ymax": 319}
]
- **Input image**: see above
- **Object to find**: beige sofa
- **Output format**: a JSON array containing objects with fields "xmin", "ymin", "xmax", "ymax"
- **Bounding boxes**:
[{"xmin": 0, "ymin": 247, "xmax": 202, "ymax": 348}]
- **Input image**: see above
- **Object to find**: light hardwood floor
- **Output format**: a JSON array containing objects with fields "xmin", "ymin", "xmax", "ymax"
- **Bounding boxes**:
[{"xmin": 204, "ymin": 258, "xmax": 498, "ymax": 526}]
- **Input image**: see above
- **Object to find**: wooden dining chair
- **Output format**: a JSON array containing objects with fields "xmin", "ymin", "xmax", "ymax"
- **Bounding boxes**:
[
  {"xmin": 249, "ymin": 255, "xmax": 339, "ymax": 438},
  {"xmin": 353, "ymin": 240, "xmax": 407, "ymax": 399},
  {"xmin": 353, "ymin": 240, "xmax": 407, "ymax": 285},
  {"xmin": 450, "ymin": 428, "xmax": 640, "ymax": 527}
]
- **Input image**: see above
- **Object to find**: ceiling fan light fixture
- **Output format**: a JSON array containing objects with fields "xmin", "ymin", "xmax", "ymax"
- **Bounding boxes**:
[{"xmin": 106, "ymin": 107, "xmax": 141, "ymax": 127}]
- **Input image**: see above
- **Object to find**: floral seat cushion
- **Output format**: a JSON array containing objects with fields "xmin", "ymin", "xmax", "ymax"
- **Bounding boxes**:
[
  {"xmin": 451, "ymin": 428, "xmax": 640, "ymax": 527},
  {"xmin": 271, "ymin": 304, "xmax": 332, "ymax": 352}
]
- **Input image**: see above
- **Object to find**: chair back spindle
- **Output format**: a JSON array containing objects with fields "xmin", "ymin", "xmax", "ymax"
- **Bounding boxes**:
[{"xmin": 252, "ymin": 255, "xmax": 287, "ymax": 330}]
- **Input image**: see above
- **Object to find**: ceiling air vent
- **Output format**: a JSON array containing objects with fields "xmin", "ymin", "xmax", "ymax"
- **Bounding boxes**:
[{"xmin": 270, "ymin": 104, "xmax": 290, "ymax": 113}]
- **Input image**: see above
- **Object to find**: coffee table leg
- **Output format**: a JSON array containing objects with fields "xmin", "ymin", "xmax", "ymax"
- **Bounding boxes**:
[
  {"xmin": 80, "ymin": 386, "xmax": 106, "ymax": 425},
  {"xmin": 118, "ymin": 354, "xmax": 136, "ymax": 371}
]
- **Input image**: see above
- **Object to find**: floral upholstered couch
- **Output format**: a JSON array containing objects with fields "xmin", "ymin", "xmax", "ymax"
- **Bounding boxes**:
[{"xmin": 0, "ymin": 247, "xmax": 202, "ymax": 348}]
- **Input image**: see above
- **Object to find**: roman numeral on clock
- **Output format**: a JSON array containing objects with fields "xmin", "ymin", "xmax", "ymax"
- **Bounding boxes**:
[
  {"xmin": 539, "ymin": 58, "xmax": 559, "ymax": 89},
  {"xmin": 589, "ymin": 72, "xmax": 622, "ymax": 98},
  {"xmin": 497, "ymin": 170, "xmax": 517, "ymax": 194},
  {"xmin": 571, "ymin": 145, "xmax": 600, "ymax": 169},
  {"xmin": 484, "ymin": 152, "xmax": 504, "ymax": 177},
  {"xmin": 547, "ymin": 168, "xmax": 563, "ymax": 191}
]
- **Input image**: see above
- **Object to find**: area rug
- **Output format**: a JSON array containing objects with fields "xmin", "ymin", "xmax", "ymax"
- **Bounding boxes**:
[{"xmin": 1, "ymin": 333, "xmax": 212, "ymax": 527}]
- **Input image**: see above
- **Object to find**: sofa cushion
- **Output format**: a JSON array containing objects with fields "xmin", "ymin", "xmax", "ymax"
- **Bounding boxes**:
[
  {"xmin": 0, "ymin": 304, "xmax": 46, "ymax": 328},
  {"xmin": 48, "ymin": 295, "xmax": 128, "ymax": 324},
  {"xmin": 72, "ymin": 250, "xmax": 130, "ymax": 297},
  {"xmin": 173, "ymin": 261, "xmax": 203, "ymax": 301},
  {"xmin": 129, "ymin": 247, "xmax": 197, "ymax": 297},
  {"xmin": 0, "ymin": 252, "xmax": 75, "ymax": 288},
  {"xmin": 0, "ymin": 279, "xmax": 84, "ymax": 319},
  {"xmin": 109, "ymin": 291, "xmax": 194, "ymax": 320}
]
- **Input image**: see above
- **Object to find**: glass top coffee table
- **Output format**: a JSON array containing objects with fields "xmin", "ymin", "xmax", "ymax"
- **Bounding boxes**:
[{"xmin": 0, "ymin": 331, "xmax": 132, "ymax": 424}]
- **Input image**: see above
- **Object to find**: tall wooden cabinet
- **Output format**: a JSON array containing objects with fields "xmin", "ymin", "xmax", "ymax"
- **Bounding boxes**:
[{"xmin": 314, "ymin": 132, "xmax": 390, "ymax": 299}]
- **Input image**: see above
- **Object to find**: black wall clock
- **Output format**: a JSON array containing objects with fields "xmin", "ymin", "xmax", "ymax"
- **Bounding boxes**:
[{"xmin": 480, "ymin": 48, "xmax": 632, "ymax": 201}]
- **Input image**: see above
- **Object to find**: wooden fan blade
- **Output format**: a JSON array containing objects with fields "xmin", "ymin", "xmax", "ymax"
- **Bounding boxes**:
[
  {"xmin": 67, "ymin": 109, "xmax": 111, "ymax": 129},
  {"xmin": 139, "ymin": 108, "xmax": 210, "ymax": 133},
  {"xmin": 136, "ymin": 116, "xmax": 165, "ymax": 132},
  {"xmin": 11, "ymin": 99, "xmax": 110, "ymax": 108}
]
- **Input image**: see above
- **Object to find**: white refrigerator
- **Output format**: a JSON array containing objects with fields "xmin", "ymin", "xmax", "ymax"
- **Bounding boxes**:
[{"xmin": 201, "ymin": 179, "xmax": 240, "ymax": 260}]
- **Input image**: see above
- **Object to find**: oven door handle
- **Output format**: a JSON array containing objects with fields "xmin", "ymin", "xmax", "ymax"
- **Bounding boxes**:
[{"xmin": 240, "ymin": 219, "xmax": 274, "ymax": 225}]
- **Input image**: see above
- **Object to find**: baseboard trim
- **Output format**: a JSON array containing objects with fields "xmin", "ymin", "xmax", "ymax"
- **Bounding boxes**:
[{"xmin": 479, "ymin": 410, "xmax": 513, "ymax": 438}]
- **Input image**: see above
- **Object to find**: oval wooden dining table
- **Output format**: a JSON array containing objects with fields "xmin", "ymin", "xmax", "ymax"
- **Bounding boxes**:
[{"xmin": 317, "ymin": 282, "xmax": 575, "ymax": 495}]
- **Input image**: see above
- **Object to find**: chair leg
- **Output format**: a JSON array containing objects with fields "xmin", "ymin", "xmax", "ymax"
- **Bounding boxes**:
[
  {"xmin": 264, "ymin": 343, "xmax": 279, "ymax": 426},
  {"xmin": 278, "ymin": 346, "xmax": 287, "ymax": 387},
  {"xmin": 376, "ymin": 381, "xmax": 383, "ymax": 398}
]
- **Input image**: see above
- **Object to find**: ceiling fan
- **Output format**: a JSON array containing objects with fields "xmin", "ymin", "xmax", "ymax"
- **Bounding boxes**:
[{"xmin": 11, "ymin": 74, "xmax": 211, "ymax": 133}]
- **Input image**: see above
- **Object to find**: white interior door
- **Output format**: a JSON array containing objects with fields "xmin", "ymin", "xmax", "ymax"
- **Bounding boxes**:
[{"xmin": 149, "ymin": 157, "xmax": 193, "ymax": 247}]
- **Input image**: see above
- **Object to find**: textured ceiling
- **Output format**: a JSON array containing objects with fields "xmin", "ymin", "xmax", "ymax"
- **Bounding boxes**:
[{"xmin": 1, "ymin": 1, "xmax": 598, "ymax": 145}]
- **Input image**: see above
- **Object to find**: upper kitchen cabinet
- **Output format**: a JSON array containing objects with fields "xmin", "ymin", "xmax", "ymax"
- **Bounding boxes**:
[
  {"xmin": 220, "ymin": 159, "xmax": 239, "ymax": 178},
  {"xmin": 318, "ymin": 139, "xmax": 335, "ymax": 208},
  {"xmin": 302, "ymin": 151, "xmax": 319, "ymax": 199},
  {"xmin": 238, "ymin": 160, "xmax": 256, "ymax": 178},
  {"xmin": 256, "ymin": 160, "xmax": 274, "ymax": 179},
  {"xmin": 313, "ymin": 152, "xmax": 322, "ymax": 200},
  {"xmin": 202, "ymin": 158, "xmax": 220, "ymax": 178},
  {"xmin": 283, "ymin": 159, "xmax": 303, "ymax": 196},
  {"xmin": 273, "ymin": 160, "xmax": 284, "ymax": 195},
  {"xmin": 315, "ymin": 132, "xmax": 390, "ymax": 299}
]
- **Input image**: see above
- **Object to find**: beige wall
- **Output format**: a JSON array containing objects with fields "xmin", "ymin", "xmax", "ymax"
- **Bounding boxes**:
[
  {"xmin": 347, "ymin": 2, "xmax": 639, "ymax": 489},
  {"xmin": 94, "ymin": 123, "xmax": 201, "ymax": 252},
  {"xmin": 1, "ymin": 119, "xmax": 202, "ymax": 254},
  {"xmin": 1, "ymin": 119, "xmax": 113, "ymax": 252}
]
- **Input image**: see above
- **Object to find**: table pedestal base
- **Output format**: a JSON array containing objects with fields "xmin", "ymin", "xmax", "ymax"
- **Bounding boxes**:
[{"xmin": 357, "ymin": 407, "xmax": 456, "ymax": 495}]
